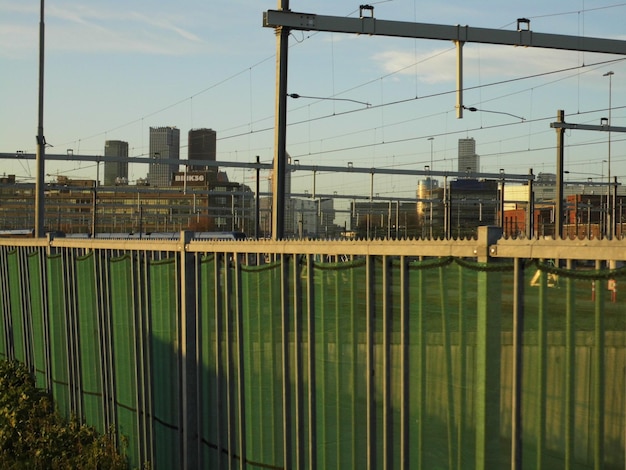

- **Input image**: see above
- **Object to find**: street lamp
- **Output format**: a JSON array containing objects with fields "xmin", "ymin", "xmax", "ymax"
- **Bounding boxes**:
[
  {"xmin": 603, "ymin": 70, "xmax": 614, "ymax": 238},
  {"xmin": 462, "ymin": 105, "xmax": 525, "ymax": 121},
  {"xmin": 287, "ymin": 92, "xmax": 371, "ymax": 107}
]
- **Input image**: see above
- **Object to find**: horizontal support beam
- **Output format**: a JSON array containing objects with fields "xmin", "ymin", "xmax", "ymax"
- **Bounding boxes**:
[
  {"xmin": 264, "ymin": 10, "xmax": 626, "ymax": 55},
  {"xmin": 0, "ymin": 152, "xmax": 274, "ymax": 170},
  {"xmin": 550, "ymin": 122, "xmax": 626, "ymax": 132},
  {"xmin": 288, "ymin": 163, "xmax": 532, "ymax": 181},
  {"xmin": 492, "ymin": 237, "xmax": 626, "ymax": 260},
  {"xmin": 0, "ymin": 152, "xmax": 534, "ymax": 182}
]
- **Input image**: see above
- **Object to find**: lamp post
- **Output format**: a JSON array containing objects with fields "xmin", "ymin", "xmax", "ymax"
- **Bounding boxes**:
[
  {"xmin": 603, "ymin": 70, "xmax": 614, "ymax": 239},
  {"xmin": 499, "ymin": 168, "xmax": 505, "ymax": 230},
  {"xmin": 427, "ymin": 137, "xmax": 434, "ymax": 171},
  {"xmin": 427, "ymin": 137, "xmax": 434, "ymax": 237}
]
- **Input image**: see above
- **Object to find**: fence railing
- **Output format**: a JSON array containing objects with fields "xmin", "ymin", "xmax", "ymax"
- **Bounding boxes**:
[{"xmin": 0, "ymin": 227, "xmax": 624, "ymax": 469}]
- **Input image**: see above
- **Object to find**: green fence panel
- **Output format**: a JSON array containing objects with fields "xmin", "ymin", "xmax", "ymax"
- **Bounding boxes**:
[
  {"xmin": 311, "ymin": 258, "xmax": 368, "ymax": 469},
  {"xmin": 7, "ymin": 250, "xmax": 26, "ymax": 363},
  {"xmin": 405, "ymin": 260, "xmax": 481, "ymax": 469},
  {"xmin": 46, "ymin": 254, "xmax": 71, "ymax": 420},
  {"xmin": 520, "ymin": 263, "xmax": 626, "ymax": 470},
  {"xmin": 75, "ymin": 252, "xmax": 105, "ymax": 433},
  {"xmin": 0, "ymin": 241, "xmax": 622, "ymax": 470},
  {"xmin": 199, "ymin": 255, "xmax": 219, "ymax": 466},
  {"xmin": 241, "ymin": 260, "xmax": 284, "ymax": 470},
  {"xmin": 149, "ymin": 258, "xmax": 180, "ymax": 469},
  {"xmin": 27, "ymin": 251, "xmax": 47, "ymax": 389},
  {"xmin": 0, "ymin": 252, "xmax": 8, "ymax": 360},
  {"xmin": 110, "ymin": 254, "xmax": 140, "ymax": 468}
]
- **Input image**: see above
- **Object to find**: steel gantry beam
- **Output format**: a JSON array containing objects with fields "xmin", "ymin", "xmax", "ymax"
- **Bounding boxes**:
[
  {"xmin": 551, "ymin": 114, "xmax": 626, "ymax": 239},
  {"xmin": 263, "ymin": 6, "xmax": 626, "ymax": 243},
  {"xmin": 263, "ymin": 8, "xmax": 626, "ymax": 119}
]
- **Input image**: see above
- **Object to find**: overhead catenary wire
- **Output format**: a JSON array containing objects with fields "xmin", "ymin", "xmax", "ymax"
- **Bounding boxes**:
[{"xmin": 36, "ymin": 5, "xmax": 626, "ymax": 182}]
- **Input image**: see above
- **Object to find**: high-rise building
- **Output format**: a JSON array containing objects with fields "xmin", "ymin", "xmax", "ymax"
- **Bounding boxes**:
[
  {"xmin": 458, "ymin": 138, "xmax": 479, "ymax": 175},
  {"xmin": 188, "ymin": 128, "xmax": 217, "ymax": 172},
  {"xmin": 148, "ymin": 126, "xmax": 180, "ymax": 187},
  {"xmin": 103, "ymin": 140, "xmax": 129, "ymax": 186}
]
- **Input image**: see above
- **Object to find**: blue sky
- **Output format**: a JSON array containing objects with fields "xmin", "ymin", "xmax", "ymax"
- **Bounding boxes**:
[{"xmin": 1, "ymin": 0, "xmax": 626, "ymax": 200}]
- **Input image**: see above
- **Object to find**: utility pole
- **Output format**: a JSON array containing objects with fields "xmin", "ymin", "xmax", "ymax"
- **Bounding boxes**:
[
  {"xmin": 34, "ymin": 0, "xmax": 45, "ymax": 237},
  {"xmin": 270, "ymin": 0, "xmax": 290, "ymax": 240},
  {"xmin": 555, "ymin": 110, "xmax": 565, "ymax": 238},
  {"xmin": 551, "ymin": 113, "xmax": 626, "ymax": 239}
]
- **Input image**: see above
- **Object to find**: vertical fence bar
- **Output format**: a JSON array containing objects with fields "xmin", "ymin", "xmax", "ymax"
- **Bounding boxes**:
[
  {"xmin": 234, "ymin": 251, "xmax": 246, "ymax": 470},
  {"xmin": 366, "ymin": 254, "xmax": 375, "ymax": 469},
  {"xmin": 350, "ymin": 256, "xmax": 358, "ymax": 468},
  {"xmin": 457, "ymin": 262, "xmax": 467, "ymax": 470},
  {"xmin": 0, "ymin": 248, "xmax": 11, "ymax": 361},
  {"xmin": 179, "ymin": 232, "xmax": 198, "ymax": 469},
  {"xmin": 18, "ymin": 248, "xmax": 33, "ymax": 368},
  {"xmin": 564, "ymin": 259, "xmax": 575, "ymax": 468},
  {"xmin": 213, "ymin": 252, "xmax": 223, "ymax": 469},
  {"xmin": 335, "ymin": 259, "xmax": 342, "ymax": 469},
  {"xmin": 511, "ymin": 257, "xmax": 524, "ymax": 470},
  {"xmin": 281, "ymin": 254, "xmax": 292, "ymax": 470},
  {"xmin": 292, "ymin": 254, "xmax": 303, "ymax": 470},
  {"xmin": 0, "ymin": 248, "xmax": 8, "ymax": 360},
  {"xmin": 224, "ymin": 252, "xmax": 234, "ymax": 465},
  {"xmin": 535, "ymin": 261, "xmax": 547, "ymax": 470},
  {"xmin": 306, "ymin": 254, "xmax": 316, "ymax": 470},
  {"xmin": 417, "ymin": 260, "xmax": 426, "ymax": 469},
  {"xmin": 65, "ymin": 248, "xmax": 81, "ymax": 426},
  {"xmin": 7, "ymin": 250, "xmax": 26, "ymax": 363},
  {"xmin": 382, "ymin": 255, "xmax": 391, "ymax": 470},
  {"xmin": 318, "ymin": 259, "xmax": 327, "ymax": 468},
  {"xmin": 593, "ymin": 260, "xmax": 605, "ymax": 469},
  {"xmin": 400, "ymin": 256, "xmax": 408, "ymax": 470},
  {"xmin": 475, "ymin": 226, "xmax": 502, "ymax": 470},
  {"xmin": 270, "ymin": 258, "xmax": 279, "ymax": 464},
  {"xmin": 132, "ymin": 251, "xmax": 145, "ymax": 467},
  {"xmin": 139, "ymin": 249, "xmax": 154, "ymax": 465}
]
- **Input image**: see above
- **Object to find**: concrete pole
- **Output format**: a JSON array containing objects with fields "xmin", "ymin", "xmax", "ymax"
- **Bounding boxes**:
[{"xmin": 271, "ymin": 0, "xmax": 290, "ymax": 240}]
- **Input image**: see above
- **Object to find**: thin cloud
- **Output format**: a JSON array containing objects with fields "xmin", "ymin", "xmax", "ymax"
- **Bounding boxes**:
[
  {"xmin": 0, "ymin": 3, "xmax": 206, "ymax": 57},
  {"xmin": 373, "ymin": 44, "xmax": 588, "ymax": 84}
]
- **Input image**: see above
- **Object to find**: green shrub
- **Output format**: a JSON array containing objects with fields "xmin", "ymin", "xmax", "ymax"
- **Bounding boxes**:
[{"xmin": 0, "ymin": 360, "xmax": 128, "ymax": 469}]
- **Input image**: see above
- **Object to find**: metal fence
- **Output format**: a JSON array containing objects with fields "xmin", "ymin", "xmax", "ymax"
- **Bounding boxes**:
[{"xmin": 0, "ymin": 228, "xmax": 624, "ymax": 469}]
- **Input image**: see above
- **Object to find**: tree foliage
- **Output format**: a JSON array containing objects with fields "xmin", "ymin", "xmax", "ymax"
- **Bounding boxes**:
[{"xmin": 0, "ymin": 360, "xmax": 128, "ymax": 469}]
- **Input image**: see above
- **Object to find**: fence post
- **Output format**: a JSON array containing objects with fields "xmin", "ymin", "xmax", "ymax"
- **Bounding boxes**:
[
  {"xmin": 474, "ymin": 226, "xmax": 502, "ymax": 470},
  {"xmin": 179, "ymin": 230, "xmax": 198, "ymax": 469}
]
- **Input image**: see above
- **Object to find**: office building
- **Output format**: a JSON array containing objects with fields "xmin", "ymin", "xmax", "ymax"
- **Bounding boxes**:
[
  {"xmin": 188, "ymin": 128, "xmax": 217, "ymax": 173},
  {"xmin": 458, "ymin": 138, "xmax": 479, "ymax": 174},
  {"xmin": 103, "ymin": 140, "xmax": 129, "ymax": 186},
  {"xmin": 148, "ymin": 127, "xmax": 180, "ymax": 187}
]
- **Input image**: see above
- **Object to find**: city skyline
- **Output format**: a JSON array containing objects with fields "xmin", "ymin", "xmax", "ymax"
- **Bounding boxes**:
[{"xmin": 1, "ymin": 1, "xmax": 625, "ymax": 202}]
